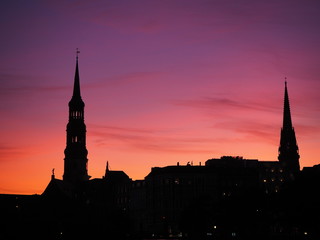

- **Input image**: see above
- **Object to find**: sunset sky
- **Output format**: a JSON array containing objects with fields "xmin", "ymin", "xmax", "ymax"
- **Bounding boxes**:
[{"xmin": 1, "ymin": 0, "xmax": 320, "ymax": 194}]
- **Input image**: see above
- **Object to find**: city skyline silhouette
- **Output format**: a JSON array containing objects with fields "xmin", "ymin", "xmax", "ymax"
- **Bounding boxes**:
[
  {"xmin": 1, "ymin": 1, "xmax": 320, "ymax": 196},
  {"xmin": 1, "ymin": 58, "xmax": 318, "ymax": 239},
  {"xmin": 2, "ymin": 1, "xmax": 320, "ymax": 239}
]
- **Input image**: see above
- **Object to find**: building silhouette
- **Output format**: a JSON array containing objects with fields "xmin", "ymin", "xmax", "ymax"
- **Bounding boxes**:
[
  {"xmin": 42, "ymin": 56, "xmax": 302, "ymax": 239},
  {"xmin": 2, "ymin": 56, "xmax": 320, "ymax": 240},
  {"xmin": 63, "ymin": 54, "xmax": 90, "ymax": 183}
]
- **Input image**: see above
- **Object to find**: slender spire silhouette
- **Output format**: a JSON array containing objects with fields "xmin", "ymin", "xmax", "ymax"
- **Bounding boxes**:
[
  {"xmin": 278, "ymin": 80, "xmax": 300, "ymax": 176},
  {"xmin": 63, "ymin": 51, "xmax": 90, "ymax": 183},
  {"xmin": 70, "ymin": 49, "xmax": 84, "ymax": 108},
  {"xmin": 283, "ymin": 80, "xmax": 292, "ymax": 129},
  {"xmin": 104, "ymin": 161, "xmax": 110, "ymax": 178},
  {"xmin": 72, "ymin": 50, "xmax": 81, "ymax": 99}
]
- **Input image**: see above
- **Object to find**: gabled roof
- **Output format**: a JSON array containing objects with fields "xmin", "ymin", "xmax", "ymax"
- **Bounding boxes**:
[
  {"xmin": 42, "ymin": 178, "xmax": 75, "ymax": 199},
  {"xmin": 105, "ymin": 170, "xmax": 131, "ymax": 183}
]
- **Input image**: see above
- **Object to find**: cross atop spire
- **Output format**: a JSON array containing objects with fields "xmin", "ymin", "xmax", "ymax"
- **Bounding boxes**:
[{"xmin": 76, "ymin": 48, "xmax": 80, "ymax": 60}]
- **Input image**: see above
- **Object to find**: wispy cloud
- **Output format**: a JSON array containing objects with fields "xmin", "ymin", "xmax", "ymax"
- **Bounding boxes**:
[
  {"xmin": 89, "ymin": 124, "xmax": 156, "ymax": 134},
  {"xmin": 0, "ymin": 72, "xmax": 69, "ymax": 95},
  {"xmin": 0, "ymin": 144, "xmax": 30, "ymax": 161},
  {"xmin": 88, "ymin": 123, "xmax": 215, "ymax": 154},
  {"xmin": 1, "ymin": 71, "xmax": 163, "ymax": 94},
  {"xmin": 213, "ymin": 121, "xmax": 278, "ymax": 145},
  {"xmin": 173, "ymin": 96, "xmax": 278, "ymax": 114},
  {"xmin": 100, "ymin": 71, "xmax": 165, "ymax": 86},
  {"xmin": 295, "ymin": 124, "xmax": 320, "ymax": 138}
]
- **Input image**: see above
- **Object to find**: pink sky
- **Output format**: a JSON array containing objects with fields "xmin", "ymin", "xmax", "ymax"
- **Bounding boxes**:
[{"xmin": 1, "ymin": 0, "xmax": 320, "ymax": 194}]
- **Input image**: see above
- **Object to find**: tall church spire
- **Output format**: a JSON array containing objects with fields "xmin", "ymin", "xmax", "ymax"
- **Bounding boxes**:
[
  {"xmin": 278, "ymin": 81, "xmax": 300, "ymax": 177},
  {"xmin": 69, "ymin": 49, "xmax": 83, "ymax": 108},
  {"xmin": 63, "ymin": 52, "xmax": 90, "ymax": 183},
  {"xmin": 72, "ymin": 53, "xmax": 81, "ymax": 98},
  {"xmin": 283, "ymin": 81, "xmax": 293, "ymax": 129}
]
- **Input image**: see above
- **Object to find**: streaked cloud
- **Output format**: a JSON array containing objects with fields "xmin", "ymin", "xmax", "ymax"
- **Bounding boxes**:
[
  {"xmin": 88, "ymin": 123, "xmax": 217, "ymax": 154},
  {"xmin": 0, "ymin": 144, "xmax": 31, "ymax": 161},
  {"xmin": 172, "ymin": 96, "xmax": 279, "ymax": 114}
]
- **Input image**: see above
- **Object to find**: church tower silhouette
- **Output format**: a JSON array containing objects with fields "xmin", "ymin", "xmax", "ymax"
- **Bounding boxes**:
[
  {"xmin": 63, "ymin": 52, "xmax": 90, "ymax": 183},
  {"xmin": 278, "ymin": 81, "xmax": 300, "ymax": 176}
]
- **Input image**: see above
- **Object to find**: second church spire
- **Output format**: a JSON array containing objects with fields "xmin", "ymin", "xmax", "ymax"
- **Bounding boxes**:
[{"xmin": 278, "ymin": 81, "xmax": 300, "ymax": 177}]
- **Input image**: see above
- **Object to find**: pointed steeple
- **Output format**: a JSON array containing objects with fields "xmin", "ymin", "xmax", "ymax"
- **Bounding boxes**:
[
  {"xmin": 72, "ymin": 55, "xmax": 81, "ymax": 98},
  {"xmin": 104, "ymin": 161, "xmax": 110, "ymax": 178},
  {"xmin": 63, "ymin": 51, "xmax": 90, "ymax": 183},
  {"xmin": 69, "ymin": 49, "xmax": 84, "ymax": 109},
  {"xmin": 278, "ymin": 81, "xmax": 300, "ymax": 177},
  {"xmin": 283, "ymin": 81, "xmax": 293, "ymax": 129}
]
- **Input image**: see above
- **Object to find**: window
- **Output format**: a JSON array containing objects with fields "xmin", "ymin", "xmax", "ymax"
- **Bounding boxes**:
[{"xmin": 174, "ymin": 178, "xmax": 180, "ymax": 185}]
